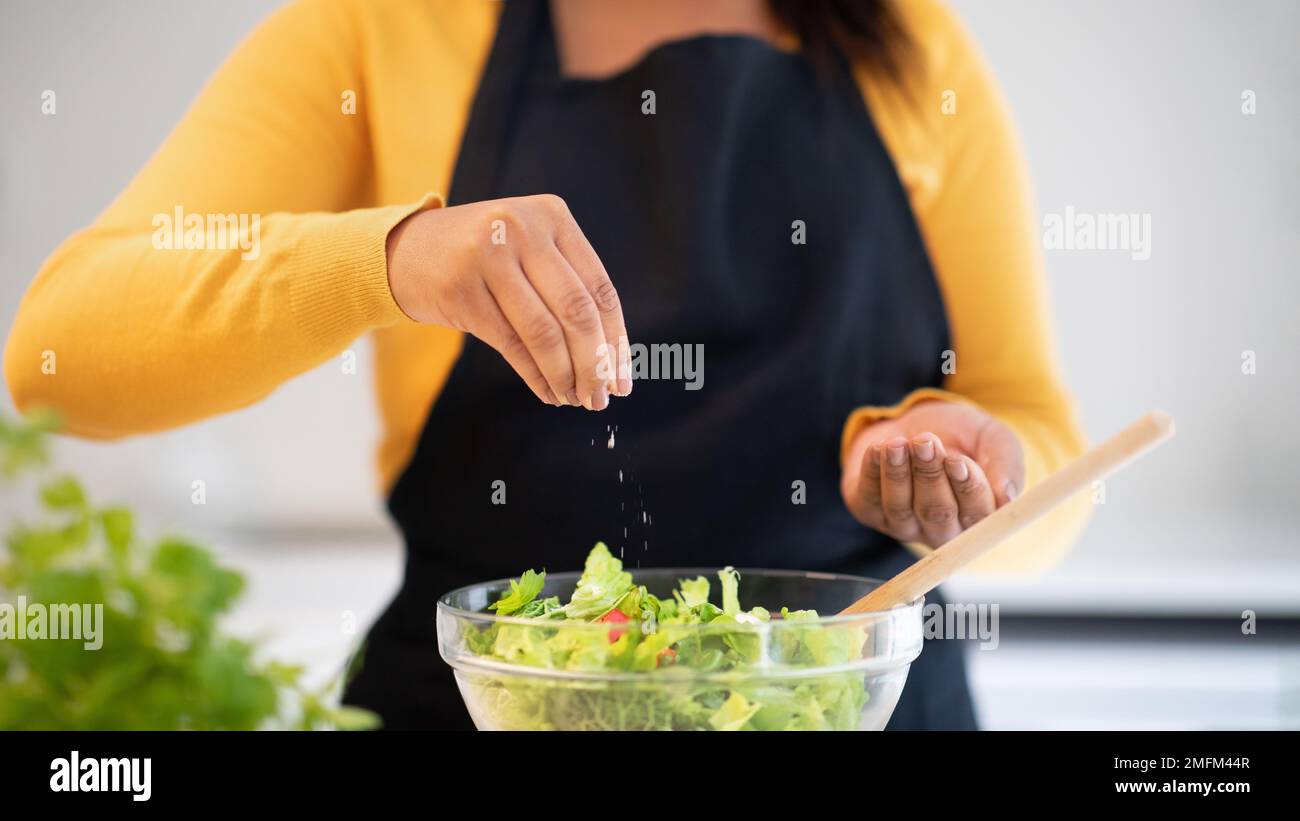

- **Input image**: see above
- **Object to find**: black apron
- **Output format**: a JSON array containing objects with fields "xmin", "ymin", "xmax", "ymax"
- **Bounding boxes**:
[{"xmin": 344, "ymin": 0, "xmax": 976, "ymax": 730}]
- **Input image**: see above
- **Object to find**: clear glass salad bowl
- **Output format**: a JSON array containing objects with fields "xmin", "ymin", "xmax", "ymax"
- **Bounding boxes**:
[{"xmin": 437, "ymin": 567, "xmax": 924, "ymax": 731}]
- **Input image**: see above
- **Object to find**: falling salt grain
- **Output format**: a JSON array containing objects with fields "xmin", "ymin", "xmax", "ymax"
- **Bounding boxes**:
[{"xmin": 607, "ymin": 431, "xmax": 615, "ymax": 449}]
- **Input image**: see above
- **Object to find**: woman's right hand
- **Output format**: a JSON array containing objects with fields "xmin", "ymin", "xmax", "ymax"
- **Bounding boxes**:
[{"xmin": 385, "ymin": 194, "xmax": 632, "ymax": 410}]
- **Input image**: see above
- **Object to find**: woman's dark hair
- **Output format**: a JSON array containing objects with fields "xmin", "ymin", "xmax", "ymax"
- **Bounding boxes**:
[{"xmin": 768, "ymin": 0, "xmax": 912, "ymax": 82}]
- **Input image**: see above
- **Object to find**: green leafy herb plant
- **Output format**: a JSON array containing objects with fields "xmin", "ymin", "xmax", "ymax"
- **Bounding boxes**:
[{"xmin": 0, "ymin": 411, "xmax": 378, "ymax": 730}]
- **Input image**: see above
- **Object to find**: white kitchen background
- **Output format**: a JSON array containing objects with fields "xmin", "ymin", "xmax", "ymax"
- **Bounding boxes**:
[{"xmin": 2, "ymin": 0, "xmax": 1298, "ymax": 728}]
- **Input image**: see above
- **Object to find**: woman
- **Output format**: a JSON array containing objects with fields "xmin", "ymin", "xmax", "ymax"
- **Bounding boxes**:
[{"xmin": 4, "ymin": 0, "xmax": 1089, "ymax": 730}]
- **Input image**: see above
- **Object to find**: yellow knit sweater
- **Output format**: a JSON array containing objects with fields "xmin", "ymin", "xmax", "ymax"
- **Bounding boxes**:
[{"xmin": 4, "ymin": 0, "xmax": 1089, "ymax": 572}]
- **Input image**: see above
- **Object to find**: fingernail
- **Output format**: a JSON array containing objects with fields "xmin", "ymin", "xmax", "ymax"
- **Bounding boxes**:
[
  {"xmin": 887, "ymin": 443, "xmax": 907, "ymax": 466},
  {"xmin": 546, "ymin": 390, "xmax": 561, "ymax": 406},
  {"xmin": 566, "ymin": 389, "xmax": 581, "ymax": 407},
  {"xmin": 945, "ymin": 457, "xmax": 968, "ymax": 482},
  {"xmin": 869, "ymin": 443, "xmax": 882, "ymax": 468},
  {"xmin": 616, "ymin": 376, "xmax": 633, "ymax": 396},
  {"xmin": 592, "ymin": 386, "xmax": 609, "ymax": 411},
  {"xmin": 912, "ymin": 438, "xmax": 934, "ymax": 462},
  {"xmin": 1004, "ymin": 481, "xmax": 1019, "ymax": 501}
]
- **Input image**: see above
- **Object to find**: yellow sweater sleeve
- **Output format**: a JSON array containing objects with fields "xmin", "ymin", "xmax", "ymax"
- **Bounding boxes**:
[
  {"xmin": 844, "ymin": 0, "xmax": 1091, "ymax": 573},
  {"xmin": 3, "ymin": 0, "xmax": 433, "ymax": 438}
]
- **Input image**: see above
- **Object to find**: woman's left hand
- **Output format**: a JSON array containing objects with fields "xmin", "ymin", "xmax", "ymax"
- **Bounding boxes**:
[{"xmin": 840, "ymin": 400, "xmax": 1025, "ymax": 548}]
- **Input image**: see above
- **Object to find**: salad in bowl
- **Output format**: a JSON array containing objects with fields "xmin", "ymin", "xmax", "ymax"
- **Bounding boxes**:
[{"xmin": 436, "ymin": 543, "xmax": 923, "ymax": 730}]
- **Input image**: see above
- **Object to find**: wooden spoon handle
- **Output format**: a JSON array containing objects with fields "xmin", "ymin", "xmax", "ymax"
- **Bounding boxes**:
[{"xmin": 839, "ymin": 410, "xmax": 1176, "ymax": 615}]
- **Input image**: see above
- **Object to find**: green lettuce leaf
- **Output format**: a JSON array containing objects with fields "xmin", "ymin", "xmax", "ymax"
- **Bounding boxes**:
[
  {"xmin": 675, "ymin": 576, "xmax": 710, "ymax": 608},
  {"xmin": 491, "ymin": 623, "xmax": 553, "ymax": 667},
  {"xmin": 718, "ymin": 566, "xmax": 740, "ymax": 615},
  {"xmin": 708, "ymin": 691, "xmax": 761, "ymax": 731},
  {"xmin": 563, "ymin": 542, "xmax": 633, "ymax": 620},
  {"xmin": 490, "ymin": 569, "xmax": 546, "ymax": 616},
  {"xmin": 517, "ymin": 595, "xmax": 563, "ymax": 619}
]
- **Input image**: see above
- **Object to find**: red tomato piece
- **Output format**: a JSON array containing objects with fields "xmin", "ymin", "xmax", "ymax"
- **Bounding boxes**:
[{"xmin": 597, "ymin": 609, "xmax": 630, "ymax": 642}]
